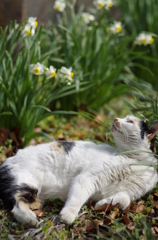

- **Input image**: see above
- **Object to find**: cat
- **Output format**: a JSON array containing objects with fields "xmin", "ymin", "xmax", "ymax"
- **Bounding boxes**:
[{"xmin": 0, "ymin": 115, "xmax": 157, "ymax": 227}]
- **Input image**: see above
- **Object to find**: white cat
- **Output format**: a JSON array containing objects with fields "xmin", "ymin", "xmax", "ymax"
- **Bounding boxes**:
[{"xmin": 0, "ymin": 115, "xmax": 157, "ymax": 227}]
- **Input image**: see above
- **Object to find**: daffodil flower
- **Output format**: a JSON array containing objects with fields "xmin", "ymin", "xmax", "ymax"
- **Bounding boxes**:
[
  {"xmin": 110, "ymin": 21, "xmax": 122, "ymax": 34},
  {"xmin": 146, "ymin": 34, "xmax": 154, "ymax": 45},
  {"xmin": 81, "ymin": 13, "xmax": 95, "ymax": 24},
  {"xmin": 135, "ymin": 33, "xmax": 147, "ymax": 45},
  {"xmin": 28, "ymin": 17, "xmax": 38, "ymax": 28},
  {"xmin": 54, "ymin": 0, "xmax": 66, "ymax": 12},
  {"xmin": 22, "ymin": 24, "xmax": 35, "ymax": 37},
  {"xmin": 94, "ymin": 0, "xmax": 106, "ymax": 9},
  {"xmin": 30, "ymin": 62, "xmax": 44, "ymax": 75},
  {"xmin": 46, "ymin": 66, "xmax": 57, "ymax": 79},
  {"xmin": 58, "ymin": 67, "xmax": 74, "ymax": 85},
  {"xmin": 60, "ymin": 67, "xmax": 74, "ymax": 79},
  {"xmin": 104, "ymin": 0, "xmax": 113, "ymax": 9},
  {"xmin": 22, "ymin": 17, "xmax": 38, "ymax": 37},
  {"xmin": 135, "ymin": 32, "xmax": 154, "ymax": 46}
]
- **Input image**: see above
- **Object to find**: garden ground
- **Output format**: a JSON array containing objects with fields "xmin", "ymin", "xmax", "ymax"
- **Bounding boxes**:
[{"xmin": 0, "ymin": 100, "xmax": 158, "ymax": 240}]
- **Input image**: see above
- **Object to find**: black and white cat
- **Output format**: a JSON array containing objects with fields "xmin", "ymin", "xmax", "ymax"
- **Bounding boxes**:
[{"xmin": 0, "ymin": 115, "xmax": 157, "ymax": 227}]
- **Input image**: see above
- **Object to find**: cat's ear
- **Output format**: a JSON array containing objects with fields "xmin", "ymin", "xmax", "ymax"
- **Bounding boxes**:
[{"xmin": 147, "ymin": 122, "xmax": 158, "ymax": 141}]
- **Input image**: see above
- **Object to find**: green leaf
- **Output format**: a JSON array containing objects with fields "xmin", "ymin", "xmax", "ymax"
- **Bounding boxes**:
[
  {"xmin": 30, "ymin": 105, "xmax": 51, "ymax": 112},
  {"xmin": 0, "ymin": 112, "xmax": 12, "ymax": 116},
  {"xmin": 24, "ymin": 131, "xmax": 54, "ymax": 146}
]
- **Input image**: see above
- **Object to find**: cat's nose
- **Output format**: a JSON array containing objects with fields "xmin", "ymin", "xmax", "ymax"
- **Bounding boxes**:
[{"xmin": 114, "ymin": 118, "xmax": 121, "ymax": 128}]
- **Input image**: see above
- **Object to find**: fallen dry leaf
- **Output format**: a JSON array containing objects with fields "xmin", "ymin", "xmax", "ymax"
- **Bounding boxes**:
[
  {"xmin": 0, "ymin": 128, "xmax": 10, "ymax": 145},
  {"xmin": 104, "ymin": 216, "xmax": 112, "ymax": 226},
  {"xmin": 150, "ymin": 208, "xmax": 155, "ymax": 215},
  {"xmin": 0, "ymin": 127, "xmax": 22, "ymax": 152},
  {"xmin": 151, "ymin": 226, "xmax": 158, "ymax": 236},
  {"xmin": 152, "ymin": 200, "xmax": 158, "ymax": 209},
  {"xmin": 33, "ymin": 209, "xmax": 45, "ymax": 217},
  {"xmin": 103, "ymin": 205, "xmax": 120, "ymax": 226},
  {"xmin": 95, "ymin": 203, "xmax": 113, "ymax": 213},
  {"xmin": 72, "ymin": 130, "xmax": 85, "ymax": 139},
  {"xmin": 131, "ymin": 200, "xmax": 145, "ymax": 213},
  {"xmin": 10, "ymin": 131, "xmax": 20, "ymax": 146},
  {"xmin": 95, "ymin": 135, "xmax": 106, "ymax": 142},
  {"xmin": 57, "ymin": 134, "xmax": 65, "ymax": 140},
  {"xmin": 92, "ymin": 219, "xmax": 104, "ymax": 235},
  {"xmin": 33, "ymin": 127, "xmax": 42, "ymax": 133},
  {"xmin": 64, "ymin": 123, "xmax": 72, "ymax": 131},
  {"xmin": 10, "ymin": 127, "xmax": 23, "ymax": 147},
  {"xmin": 109, "ymin": 206, "xmax": 119, "ymax": 220},
  {"xmin": 88, "ymin": 198, "xmax": 95, "ymax": 209},
  {"xmin": 127, "ymin": 222, "xmax": 135, "ymax": 231},
  {"xmin": 86, "ymin": 221, "xmax": 94, "ymax": 233},
  {"xmin": 152, "ymin": 193, "xmax": 158, "ymax": 209},
  {"xmin": 122, "ymin": 201, "xmax": 133, "ymax": 213},
  {"xmin": 78, "ymin": 211, "xmax": 88, "ymax": 218},
  {"xmin": 93, "ymin": 219, "xmax": 104, "ymax": 228},
  {"xmin": 154, "ymin": 192, "xmax": 158, "ymax": 200},
  {"xmin": 94, "ymin": 114, "xmax": 106, "ymax": 122},
  {"xmin": 142, "ymin": 229, "xmax": 145, "ymax": 236},
  {"xmin": 79, "ymin": 103, "xmax": 87, "ymax": 111},
  {"xmin": 122, "ymin": 214, "xmax": 131, "ymax": 225}
]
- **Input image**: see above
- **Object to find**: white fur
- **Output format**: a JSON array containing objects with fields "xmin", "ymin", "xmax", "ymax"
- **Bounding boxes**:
[
  {"xmin": 12, "ymin": 204, "xmax": 38, "ymax": 227},
  {"xmin": 2, "ymin": 115, "xmax": 157, "ymax": 225}
]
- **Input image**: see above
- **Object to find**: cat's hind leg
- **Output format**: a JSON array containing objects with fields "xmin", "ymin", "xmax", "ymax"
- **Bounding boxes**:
[
  {"xmin": 95, "ymin": 192, "xmax": 131, "ymax": 210},
  {"xmin": 11, "ymin": 184, "xmax": 42, "ymax": 227}
]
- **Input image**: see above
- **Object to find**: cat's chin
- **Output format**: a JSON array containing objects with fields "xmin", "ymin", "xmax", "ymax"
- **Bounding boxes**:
[{"xmin": 112, "ymin": 124, "xmax": 122, "ymax": 134}]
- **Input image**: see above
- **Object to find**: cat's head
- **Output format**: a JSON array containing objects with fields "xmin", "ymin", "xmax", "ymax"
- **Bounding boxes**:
[{"xmin": 111, "ymin": 115, "xmax": 158, "ymax": 153}]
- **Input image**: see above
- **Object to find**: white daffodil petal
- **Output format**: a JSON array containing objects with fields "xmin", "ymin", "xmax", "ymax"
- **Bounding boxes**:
[
  {"xmin": 135, "ymin": 32, "xmax": 154, "ymax": 46},
  {"xmin": 30, "ymin": 62, "xmax": 44, "ymax": 75},
  {"xmin": 146, "ymin": 34, "xmax": 154, "ymax": 45},
  {"xmin": 110, "ymin": 21, "xmax": 122, "ymax": 34},
  {"xmin": 58, "ymin": 66, "xmax": 74, "ymax": 85},
  {"xmin": 46, "ymin": 66, "xmax": 57, "ymax": 79},
  {"xmin": 28, "ymin": 17, "xmax": 38, "ymax": 28},
  {"xmin": 82, "ymin": 13, "xmax": 95, "ymax": 24},
  {"xmin": 54, "ymin": 0, "xmax": 66, "ymax": 12},
  {"xmin": 105, "ymin": 0, "xmax": 113, "ymax": 9},
  {"xmin": 22, "ymin": 24, "xmax": 36, "ymax": 37},
  {"xmin": 94, "ymin": 0, "xmax": 106, "ymax": 9}
]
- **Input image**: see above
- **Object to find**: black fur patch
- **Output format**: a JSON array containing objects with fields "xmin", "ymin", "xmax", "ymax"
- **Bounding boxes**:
[
  {"xmin": 0, "ymin": 164, "xmax": 38, "ymax": 210},
  {"xmin": 140, "ymin": 120, "xmax": 156, "ymax": 153},
  {"xmin": 16, "ymin": 184, "xmax": 38, "ymax": 204},
  {"xmin": 0, "ymin": 165, "xmax": 17, "ymax": 210},
  {"xmin": 140, "ymin": 120, "xmax": 148, "ymax": 140},
  {"xmin": 58, "ymin": 141, "xmax": 75, "ymax": 154},
  {"xmin": 150, "ymin": 138, "xmax": 156, "ymax": 153}
]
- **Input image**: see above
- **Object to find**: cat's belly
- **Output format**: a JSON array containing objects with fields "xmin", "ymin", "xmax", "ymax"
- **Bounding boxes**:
[{"xmin": 38, "ymin": 168, "xmax": 84, "ymax": 202}]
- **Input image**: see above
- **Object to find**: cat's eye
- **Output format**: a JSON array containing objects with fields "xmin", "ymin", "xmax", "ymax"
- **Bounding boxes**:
[{"xmin": 127, "ymin": 120, "xmax": 133, "ymax": 123}]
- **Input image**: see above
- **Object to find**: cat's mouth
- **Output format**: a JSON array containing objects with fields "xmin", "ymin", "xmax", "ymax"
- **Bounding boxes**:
[{"xmin": 112, "ymin": 123, "xmax": 122, "ymax": 134}]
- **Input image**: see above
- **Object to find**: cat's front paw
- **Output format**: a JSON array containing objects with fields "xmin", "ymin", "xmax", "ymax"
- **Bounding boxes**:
[
  {"xmin": 60, "ymin": 208, "xmax": 78, "ymax": 224},
  {"xmin": 12, "ymin": 206, "xmax": 39, "ymax": 228}
]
